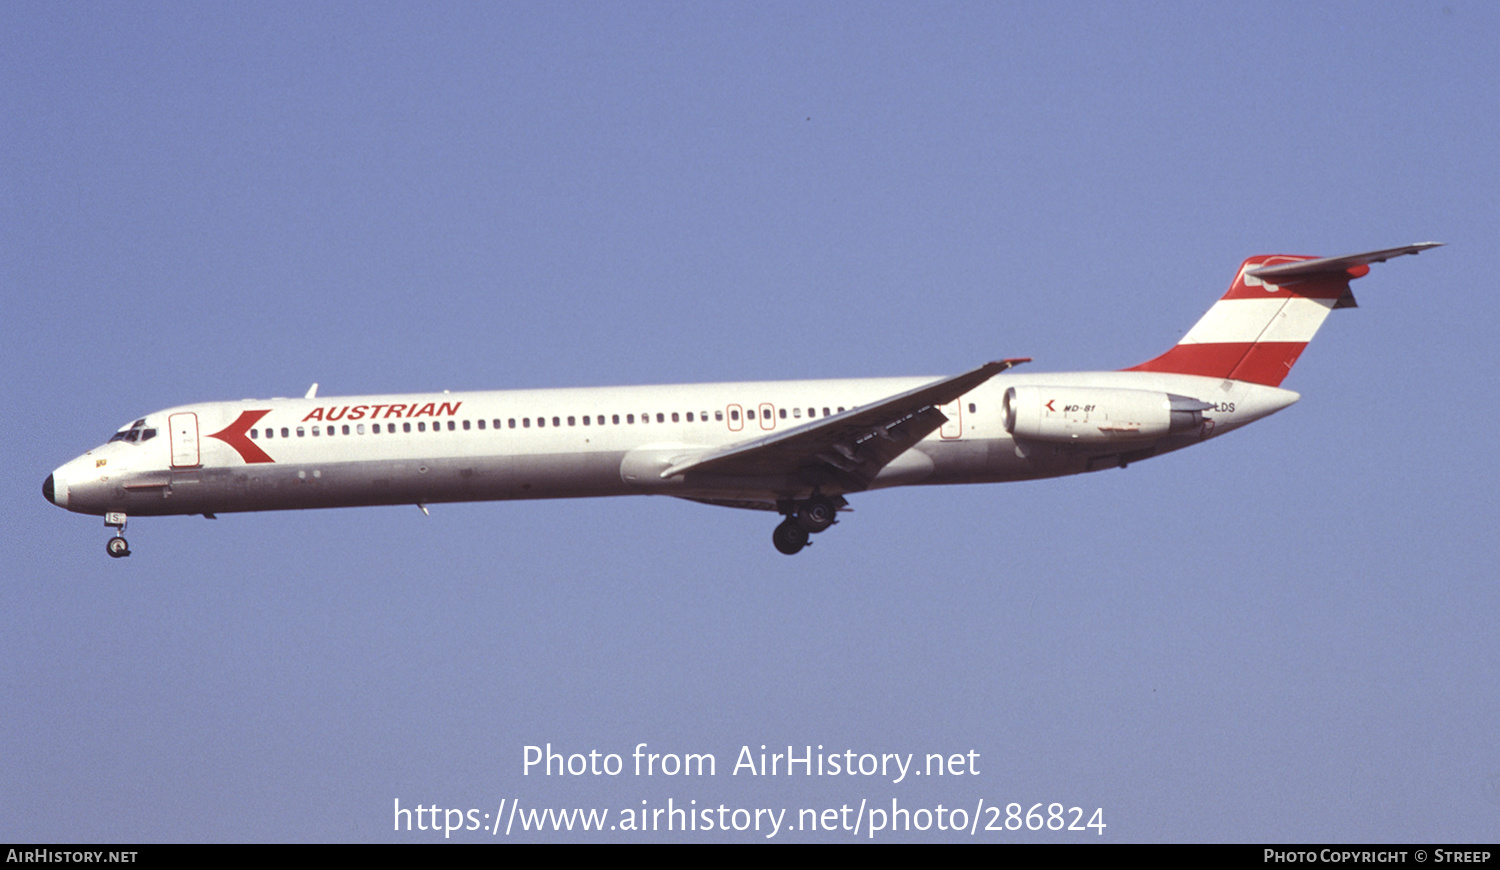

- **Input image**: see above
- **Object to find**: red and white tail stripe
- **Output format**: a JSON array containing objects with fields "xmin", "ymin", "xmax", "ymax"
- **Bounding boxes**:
[{"xmin": 1127, "ymin": 243, "xmax": 1441, "ymax": 387}]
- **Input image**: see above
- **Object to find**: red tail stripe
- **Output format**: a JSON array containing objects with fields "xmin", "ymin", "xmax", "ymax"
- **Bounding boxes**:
[
  {"xmin": 1127, "ymin": 341, "xmax": 1308, "ymax": 387},
  {"xmin": 1222, "ymin": 270, "xmax": 1349, "ymax": 301}
]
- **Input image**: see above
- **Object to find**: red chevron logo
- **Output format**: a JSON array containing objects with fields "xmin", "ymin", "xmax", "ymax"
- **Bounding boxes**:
[{"xmin": 208, "ymin": 410, "xmax": 275, "ymax": 464}]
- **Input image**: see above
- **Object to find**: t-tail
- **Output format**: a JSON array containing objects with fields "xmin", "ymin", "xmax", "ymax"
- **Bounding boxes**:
[{"xmin": 1127, "ymin": 243, "xmax": 1442, "ymax": 386}]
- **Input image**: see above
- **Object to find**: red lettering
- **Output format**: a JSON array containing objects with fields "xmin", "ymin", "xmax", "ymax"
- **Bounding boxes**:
[{"xmin": 298, "ymin": 400, "xmax": 460, "ymax": 422}]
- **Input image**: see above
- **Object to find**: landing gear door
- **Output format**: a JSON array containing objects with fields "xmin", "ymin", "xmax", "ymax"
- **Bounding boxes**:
[
  {"xmin": 939, "ymin": 400, "xmax": 963, "ymax": 440},
  {"xmin": 169, "ymin": 413, "xmax": 200, "ymax": 468}
]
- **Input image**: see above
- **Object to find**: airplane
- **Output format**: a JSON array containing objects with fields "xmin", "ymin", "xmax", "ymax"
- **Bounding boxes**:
[{"xmin": 44, "ymin": 243, "xmax": 1440, "ymax": 558}]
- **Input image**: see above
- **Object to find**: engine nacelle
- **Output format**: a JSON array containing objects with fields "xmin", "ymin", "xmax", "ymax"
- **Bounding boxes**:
[{"xmin": 1003, "ymin": 386, "xmax": 1210, "ymax": 445}]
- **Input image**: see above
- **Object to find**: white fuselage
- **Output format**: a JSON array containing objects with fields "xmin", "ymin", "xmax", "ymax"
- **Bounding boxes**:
[
  {"xmin": 46, "ymin": 370, "xmax": 1298, "ymax": 519},
  {"xmin": 45, "ymin": 243, "xmax": 1434, "ymax": 557}
]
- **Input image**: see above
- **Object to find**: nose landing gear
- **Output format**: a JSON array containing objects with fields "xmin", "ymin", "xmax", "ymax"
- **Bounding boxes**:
[{"xmin": 104, "ymin": 512, "xmax": 130, "ymax": 558}]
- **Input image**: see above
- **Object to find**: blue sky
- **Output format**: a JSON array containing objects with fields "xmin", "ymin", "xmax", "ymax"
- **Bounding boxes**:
[{"xmin": 5, "ymin": 1, "xmax": 1497, "ymax": 842}]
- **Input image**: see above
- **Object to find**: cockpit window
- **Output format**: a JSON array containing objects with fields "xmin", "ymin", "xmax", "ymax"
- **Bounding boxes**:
[{"xmin": 109, "ymin": 419, "xmax": 156, "ymax": 445}]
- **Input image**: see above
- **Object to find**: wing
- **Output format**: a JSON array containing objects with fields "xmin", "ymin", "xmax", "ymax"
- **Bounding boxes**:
[{"xmin": 658, "ymin": 359, "xmax": 1029, "ymax": 489}]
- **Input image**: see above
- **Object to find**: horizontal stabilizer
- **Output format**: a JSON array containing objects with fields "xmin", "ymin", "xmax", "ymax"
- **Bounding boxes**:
[{"xmin": 1247, "ymin": 242, "xmax": 1442, "ymax": 284}]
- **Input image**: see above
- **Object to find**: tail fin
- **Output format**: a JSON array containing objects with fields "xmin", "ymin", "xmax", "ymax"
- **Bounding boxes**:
[{"xmin": 1127, "ymin": 243, "xmax": 1441, "ymax": 387}]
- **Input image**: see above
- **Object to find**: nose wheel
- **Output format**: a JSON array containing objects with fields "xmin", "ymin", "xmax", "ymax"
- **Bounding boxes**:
[
  {"xmin": 106, "ymin": 536, "xmax": 131, "ymax": 558},
  {"xmin": 104, "ymin": 512, "xmax": 130, "ymax": 558}
]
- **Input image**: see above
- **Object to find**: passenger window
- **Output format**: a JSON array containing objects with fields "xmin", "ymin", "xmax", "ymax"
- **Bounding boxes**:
[
  {"xmin": 730, "ymin": 410, "xmax": 739, "ymax": 421},
  {"xmin": 463, "ymin": 420, "xmax": 471, "ymax": 430},
  {"xmin": 312, "ymin": 426, "xmax": 320, "ymax": 436},
  {"xmin": 685, "ymin": 412, "xmax": 693, "ymax": 422},
  {"xmin": 671, "ymin": 412, "xmax": 679, "ymax": 423},
  {"xmin": 403, "ymin": 422, "xmax": 412, "ymax": 433},
  {"xmin": 357, "ymin": 424, "xmax": 365, "ymax": 435},
  {"xmin": 582, "ymin": 416, "xmax": 590, "ymax": 426},
  {"xmin": 779, "ymin": 408, "xmax": 787, "ymax": 419},
  {"xmin": 297, "ymin": 427, "xmax": 305, "ymax": 437},
  {"xmin": 793, "ymin": 408, "xmax": 802, "ymax": 418},
  {"xmin": 612, "ymin": 414, "xmax": 620, "ymax": 424},
  {"xmin": 509, "ymin": 419, "xmax": 517, "ymax": 429},
  {"xmin": 715, "ymin": 410, "xmax": 723, "ymax": 421},
  {"xmin": 747, "ymin": 409, "xmax": 755, "ymax": 420},
  {"xmin": 823, "ymin": 408, "xmax": 830, "ymax": 417},
  {"xmin": 969, "ymin": 403, "xmax": 976, "ymax": 413},
  {"xmin": 568, "ymin": 416, "xmax": 576, "ymax": 426},
  {"xmin": 523, "ymin": 418, "xmax": 531, "ymax": 428},
  {"xmin": 627, "ymin": 414, "xmax": 635, "ymax": 424},
  {"xmin": 250, "ymin": 429, "xmax": 259, "ymax": 439}
]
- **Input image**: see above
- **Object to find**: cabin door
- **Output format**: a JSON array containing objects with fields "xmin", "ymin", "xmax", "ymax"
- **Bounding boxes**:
[{"xmin": 169, "ymin": 413, "xmax": 200, "ymax": 467}]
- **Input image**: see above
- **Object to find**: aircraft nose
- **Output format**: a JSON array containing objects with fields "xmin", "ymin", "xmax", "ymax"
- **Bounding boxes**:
[{"xmin": 43, "ymin": 472, "xmax": 64, "ymax": 508}]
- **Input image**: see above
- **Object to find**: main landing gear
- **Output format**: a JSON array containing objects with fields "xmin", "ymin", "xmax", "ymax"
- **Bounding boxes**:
[
  {"xmin": 105, "ymin": 512, "xmax": 130, "ymax": 558},
  {"xmin": 771, "ymin": 494, "xmax": 841, "ymax": 555}
]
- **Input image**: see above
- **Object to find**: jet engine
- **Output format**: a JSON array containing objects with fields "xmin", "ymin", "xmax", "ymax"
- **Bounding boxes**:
[{"xmin": 1003, "ymin": 386, "xmax": 1211, "ymax": 445}]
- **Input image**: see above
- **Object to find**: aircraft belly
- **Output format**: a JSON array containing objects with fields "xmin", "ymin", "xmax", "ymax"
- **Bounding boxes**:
[
  {"xmin": 908, "ymin": 437, "xmax": 1104, "ymax": 486},
  {"xmin": 115, "ymin": 451, "xmax": 635, "ymax": 515}
]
